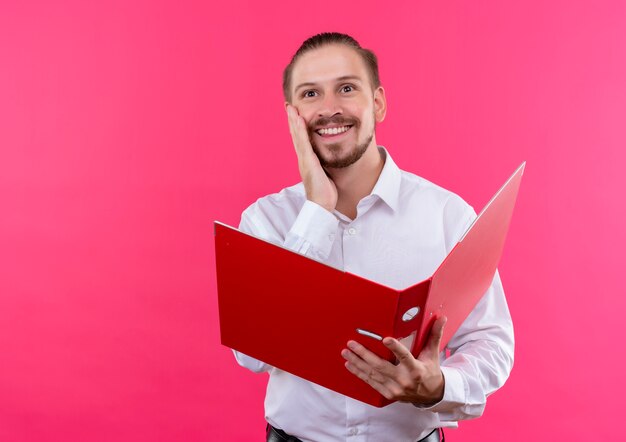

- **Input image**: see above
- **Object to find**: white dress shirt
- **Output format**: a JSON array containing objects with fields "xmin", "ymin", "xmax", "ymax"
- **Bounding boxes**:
[{"xmin": 234, "ymin": 147, "xmax": 514, "ymax": 442}]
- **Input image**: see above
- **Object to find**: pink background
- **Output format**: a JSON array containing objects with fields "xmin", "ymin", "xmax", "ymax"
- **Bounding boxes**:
[{"xmin": 1, "ymin": 1, "xmax": 624, "ymax": 440}]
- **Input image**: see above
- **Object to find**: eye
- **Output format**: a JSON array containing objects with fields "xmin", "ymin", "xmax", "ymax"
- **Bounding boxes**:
[
  {"xmin": 341, "ymin": 84, "xmax": 355, "ymax": 93},
  {"xmin": 302, "ymin": 90, "xmax": 317, "ymax": 98}
]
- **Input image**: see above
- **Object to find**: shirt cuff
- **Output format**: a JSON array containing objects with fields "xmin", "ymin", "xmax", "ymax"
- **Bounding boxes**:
[
  {"xmin": 419, "ymin": 366, "xmax": 467, "ymax": 415},
  {"xmin": 284, "ymin": 200, "xmax": 339, "ymax": 260}
]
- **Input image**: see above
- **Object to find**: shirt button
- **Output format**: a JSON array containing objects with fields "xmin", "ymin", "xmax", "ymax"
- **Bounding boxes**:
[
  {"xmin": 328, "ymin": 233, "xmax": 335, "ymax": 241},
  {"xmin": 347, "ymin": 227, "xmax": 357, "ymax": 235},
  {"xmin": 349, "ymin": 428, "xmax": 358, "ymax": 435}
]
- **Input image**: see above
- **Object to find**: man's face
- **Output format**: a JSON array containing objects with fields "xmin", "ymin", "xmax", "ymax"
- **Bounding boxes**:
[{"xmin": 288, "ymin": 44, "xmax": 386, "ymax": 169}]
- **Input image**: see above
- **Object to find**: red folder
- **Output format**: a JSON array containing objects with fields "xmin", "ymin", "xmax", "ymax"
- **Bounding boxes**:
[{"xmin": 215, "ymin": 163, "xmax": 525, "ymax": 407}]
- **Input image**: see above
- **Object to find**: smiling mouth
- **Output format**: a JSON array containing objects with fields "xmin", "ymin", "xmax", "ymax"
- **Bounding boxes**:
[{"xmin": 315, "ymin": 125, "xmax": 353, "ymax": 137}]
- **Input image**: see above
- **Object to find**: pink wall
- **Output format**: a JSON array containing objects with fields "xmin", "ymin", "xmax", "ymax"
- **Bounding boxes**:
[{"xmin": 1, "ymin": 1, "xmax": 624, "ymax": 440}]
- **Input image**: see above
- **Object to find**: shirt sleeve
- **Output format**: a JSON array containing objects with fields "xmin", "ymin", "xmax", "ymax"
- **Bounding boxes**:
[
  {"xmin": 283, "ymin": 200, "xmax": 340, "ymax": 260},
  {"xmin": 231, "ymin": 196, "xmax": 340, "ymax": 374},
  {"xmin": 426, "ymin": 270, "xmax": 514, "ymax": 421},
  {"xmin": 422, "ymin": 199, "xmax": 515, "ymax": 421}
]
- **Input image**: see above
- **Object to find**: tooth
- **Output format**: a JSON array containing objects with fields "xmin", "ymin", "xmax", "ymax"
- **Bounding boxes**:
[{"xmin": 319, "ymin": 126, "xmax": 351, "ymax": 135}]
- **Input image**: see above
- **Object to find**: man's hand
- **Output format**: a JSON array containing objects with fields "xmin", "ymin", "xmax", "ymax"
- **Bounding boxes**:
[
  {"xmin": 341, "ymin": 316, "xmax": 447, "ymax": 405},
  {"xmin": 286, "ymin": 104, "xmax": 337, "ymax": 212}
]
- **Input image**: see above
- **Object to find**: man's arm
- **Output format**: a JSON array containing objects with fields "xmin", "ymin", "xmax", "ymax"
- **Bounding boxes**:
[
  {"xmin": 232, "ymin": 105, "xmax": 342, "ymax": 373},
  {"xmin": 341, "ymin": 201, "xmax": 514, "ymax": 420},
  {"xmin": 341, "ymin": 272, "xmax": 513, "ymax": 420},
  {"xmin": 428, "ymin": 271, "xmax": 514, "ymax": 421},
  {"xmin": 430, "ymin": 201, "xmax": 515, "ymax": 420},
  {"xmin": 238, "ymin": 104, "xmax": 341, "ymax": 262}
]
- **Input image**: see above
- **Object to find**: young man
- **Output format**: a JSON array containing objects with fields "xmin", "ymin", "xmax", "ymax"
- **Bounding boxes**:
[{"xmin": 234, "ymin": 33, "xmax": 514, "ymax": 442}]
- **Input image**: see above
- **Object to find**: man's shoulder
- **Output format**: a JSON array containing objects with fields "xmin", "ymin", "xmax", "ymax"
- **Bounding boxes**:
[
  {"xmin": 396, "ymin": 168, "xmax": 477, "ymax": 250},
  {"xmin": 397, "ymin": 168, "xmax": 473, "ymax": 214}
]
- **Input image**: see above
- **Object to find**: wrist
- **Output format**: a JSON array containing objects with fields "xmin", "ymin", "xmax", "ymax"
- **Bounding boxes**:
[
  {"xmin": 413, "ymin": 370, "xmax": 445, "ymax": 408},
  {"xmin": 307, "ymin": 196, "xmax": 335, "ymax": 213}
]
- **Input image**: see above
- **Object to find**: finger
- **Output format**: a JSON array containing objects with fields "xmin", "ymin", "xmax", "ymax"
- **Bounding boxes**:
[
  {"xmin": 292, "ymin": 116, "xmax": 312, "ymax": 155},
  {"xmin": 286, "ymin": 104, "xmax": 298, "ymax": 137},
  {"xmin": 382, "ymin": 337, "xmax": 415, "ymax": 365},
  {"xmin": 346, "ymin": 340, "xmax": 395, "ymax": 375},
  {"xmin": 285, "ymin": 105, "xmax": 305, "ymax": 139},
  {"xmin": 420, "ymin": 316, "xmax": 447, "ymax": 360},
  {"xmin": 341, "ymin": 349, "xmax": 387, "ymax": 383},
  {"xmin": 344, "ymin": 361, "xmax": 395, "ymax": 399}
]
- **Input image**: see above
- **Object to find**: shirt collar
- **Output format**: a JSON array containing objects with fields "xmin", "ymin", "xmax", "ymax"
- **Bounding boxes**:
[{"xmin": 370, "ymin": 146, "xmax": 402, "ymax": 212}]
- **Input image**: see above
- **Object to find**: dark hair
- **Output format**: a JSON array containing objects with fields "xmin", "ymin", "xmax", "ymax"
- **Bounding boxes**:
[{"xmin": 282, "ymin": 32, "xmax": 381, "ymax": 102}]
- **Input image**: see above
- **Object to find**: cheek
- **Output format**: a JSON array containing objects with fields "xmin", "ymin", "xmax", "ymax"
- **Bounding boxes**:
[
  {"xmin": 352, "ymin": 100, "xmax": 374, "ymax": 121},
  {"xmin": 357, "ymin": 108, "xmax": 376, "ymax": 128},
  {"xmin": 297, "ymin": 108, "xmax": 316, "ymax": 125},
  {"xmin": 291, "ymin": 101, "xmax": 310, "ymax": 116}
]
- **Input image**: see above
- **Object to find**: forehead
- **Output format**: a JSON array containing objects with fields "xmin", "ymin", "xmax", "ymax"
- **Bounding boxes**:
[{"xmin": 291, "ymin": 44, "xmax": 369, "ymax": 88}]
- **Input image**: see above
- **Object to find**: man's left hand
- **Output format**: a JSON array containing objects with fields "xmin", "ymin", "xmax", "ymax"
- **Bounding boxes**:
[{"xmin": 341, "ymin": 316, "xmax": 447, "ymax": 405}]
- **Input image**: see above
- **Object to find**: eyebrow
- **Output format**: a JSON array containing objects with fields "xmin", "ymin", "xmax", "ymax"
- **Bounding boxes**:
[{"xmin": 294, "ymin": 75, "xmax": 363, "ymax": 94}]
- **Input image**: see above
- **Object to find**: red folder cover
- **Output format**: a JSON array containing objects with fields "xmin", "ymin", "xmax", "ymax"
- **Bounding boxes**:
[{"xmin": 215, "ymin": 163, "xmax": 525, "ymax": 407}]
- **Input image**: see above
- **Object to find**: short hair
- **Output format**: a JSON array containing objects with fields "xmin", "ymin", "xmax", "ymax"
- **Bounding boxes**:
[{"xmin": 282, "ymin": 32, "xmax": 381, "ymax": 102}]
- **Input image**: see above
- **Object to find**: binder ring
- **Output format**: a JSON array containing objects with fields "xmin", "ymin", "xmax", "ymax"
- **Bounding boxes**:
[{"xmin": 402, "ymin": 307, "xmax": 420, "ymax": 322}]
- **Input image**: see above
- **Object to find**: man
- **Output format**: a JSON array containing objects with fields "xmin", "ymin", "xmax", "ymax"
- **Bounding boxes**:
[{"xmin": 234, "ymin": 32, "xmax": 514, "ymax": 442}]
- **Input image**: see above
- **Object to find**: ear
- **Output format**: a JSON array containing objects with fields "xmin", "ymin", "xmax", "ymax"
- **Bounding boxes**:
[{"xmin": 373, "ymin": 86, "xmax": 387, "ymax": 123}]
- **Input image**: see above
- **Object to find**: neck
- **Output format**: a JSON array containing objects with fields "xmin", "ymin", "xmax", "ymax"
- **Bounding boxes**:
[{"xmin": 326, "ymin": 142, "xmax": 384, "ymax": 220}]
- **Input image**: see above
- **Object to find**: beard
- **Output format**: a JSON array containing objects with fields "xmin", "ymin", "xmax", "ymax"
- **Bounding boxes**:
[{"xmin": 307, "ymin": 113, "xmax": 375, "ymax": 169}]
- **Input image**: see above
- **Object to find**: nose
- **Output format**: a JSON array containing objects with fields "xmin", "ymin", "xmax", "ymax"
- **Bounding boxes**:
[{"xmin": 317, "ymin": 93, "xmax": 343, "ymax": 118}]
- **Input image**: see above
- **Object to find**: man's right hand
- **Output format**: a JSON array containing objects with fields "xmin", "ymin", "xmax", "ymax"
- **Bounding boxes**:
[{"xmin": 286, "ymin": 104, "xmax": 338, "ymax": 213}]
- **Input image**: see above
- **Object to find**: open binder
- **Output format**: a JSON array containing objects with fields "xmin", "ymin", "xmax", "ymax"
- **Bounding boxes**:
[{"xmin": 215, "ymin": 163, "xmax": 525, "ymax": 407}]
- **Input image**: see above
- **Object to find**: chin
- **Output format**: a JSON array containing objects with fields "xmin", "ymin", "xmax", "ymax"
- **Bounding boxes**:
[{"xmin": 318, "ymin": 144, "xmax": 369, "ymax": 169}]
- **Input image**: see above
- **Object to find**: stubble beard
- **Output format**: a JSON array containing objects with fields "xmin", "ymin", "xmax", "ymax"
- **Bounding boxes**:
[{"xmin": 308, "ymin": 113, "xmax": 375, "ymax": 169}]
